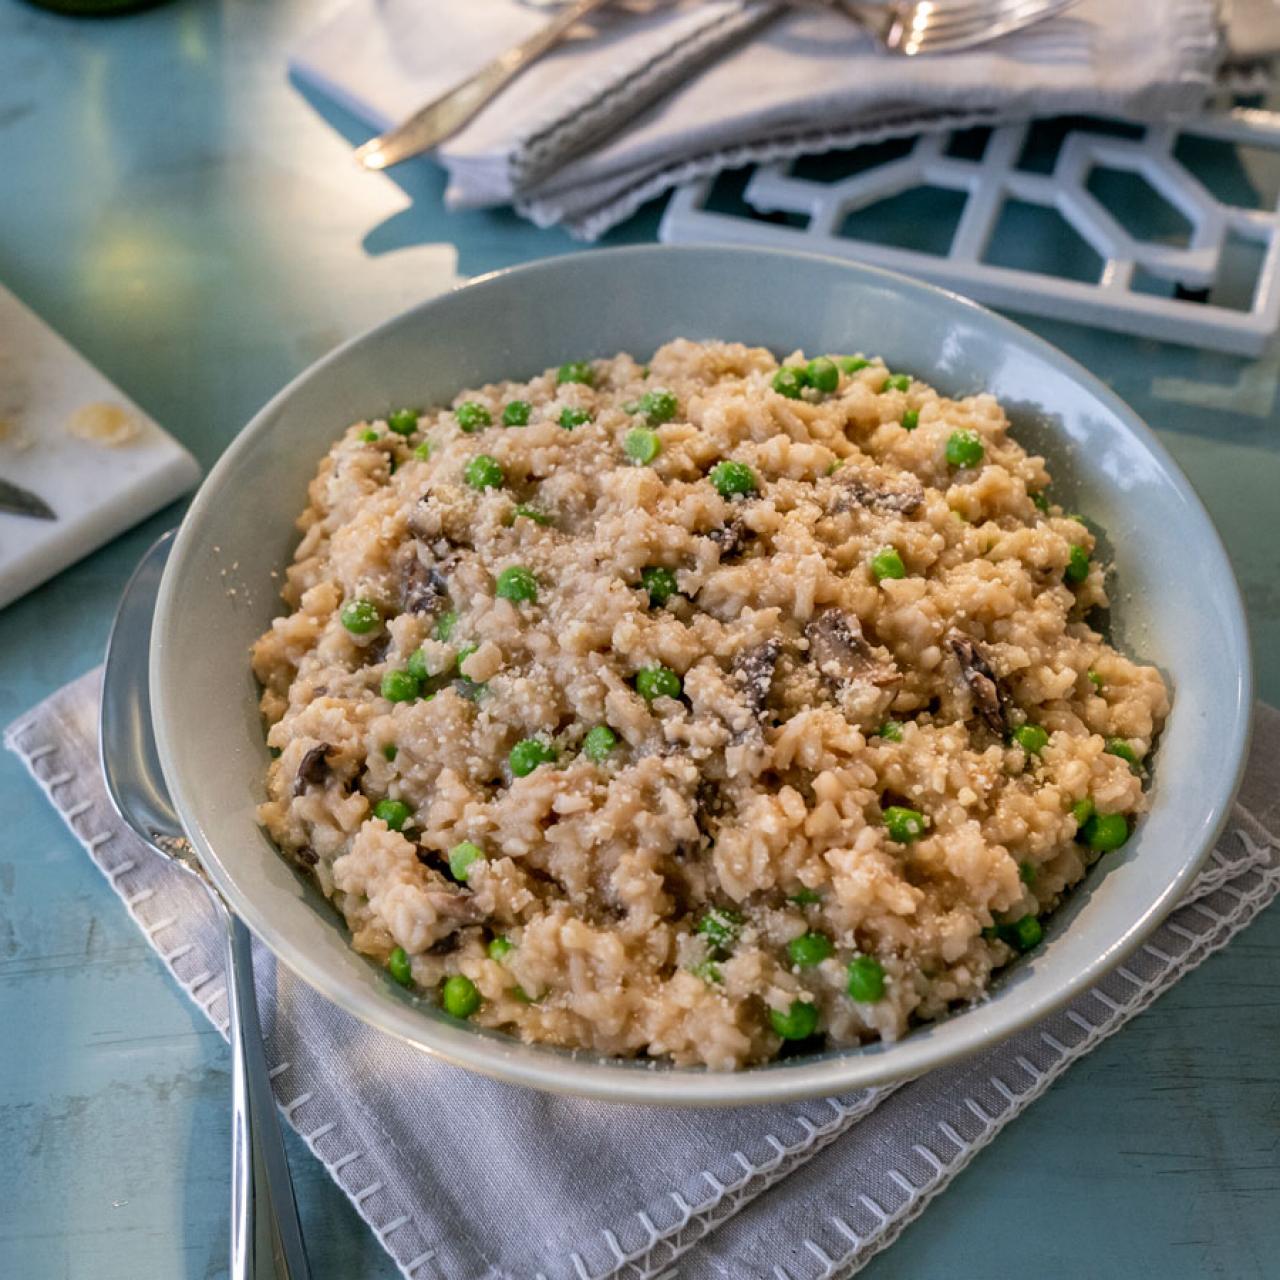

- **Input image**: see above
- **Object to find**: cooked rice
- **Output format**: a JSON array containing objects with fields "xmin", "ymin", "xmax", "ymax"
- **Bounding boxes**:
[{"xmin": 251, "ymin": 340, "xmax": 1169, "ymax": 1069}]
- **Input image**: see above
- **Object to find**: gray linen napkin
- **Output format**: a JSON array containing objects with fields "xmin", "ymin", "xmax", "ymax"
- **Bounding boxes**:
[
  {"xmin": 8, "ymin": 670, "xmax": 1279, "ymax": 1280},
  {"xmin": 290, "ymin": 0, "xmax": 1229, "ymax": 240}
]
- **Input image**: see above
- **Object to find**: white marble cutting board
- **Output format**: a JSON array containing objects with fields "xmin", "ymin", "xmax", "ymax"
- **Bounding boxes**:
[{"xmin": 0, "ymin": 284, "xmax": 200, "ymax": 609}]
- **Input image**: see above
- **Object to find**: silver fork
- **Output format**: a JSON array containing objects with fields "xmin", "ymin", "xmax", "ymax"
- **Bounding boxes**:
[
  {"xmin": 355, "ymin": 0, "xmax": 1078, "ymax": 173},
  {"xmin": 836, "ymin": 0, "xmax": 1080, "ymax": 55}
]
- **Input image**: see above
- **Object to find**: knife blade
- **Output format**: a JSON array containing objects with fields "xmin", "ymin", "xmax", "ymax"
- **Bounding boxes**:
[{"xmin": 0, "ymin": 477, "xmax": 56, "ymax": 520}]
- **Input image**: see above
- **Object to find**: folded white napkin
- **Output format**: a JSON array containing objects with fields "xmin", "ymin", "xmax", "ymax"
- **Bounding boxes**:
[
  {"xmin": 9, "ymin": 671, "xmax": 1280, "ymax": 1280},
  {"xmin": 290, "ymin": 0, "xmax": 1228, "ymax": 238}
]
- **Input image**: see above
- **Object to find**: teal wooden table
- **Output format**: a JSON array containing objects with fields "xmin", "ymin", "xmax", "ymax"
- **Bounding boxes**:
[{"xmin": 2, "ymin": 3, "xmax": 1278, "ymax": 1277}]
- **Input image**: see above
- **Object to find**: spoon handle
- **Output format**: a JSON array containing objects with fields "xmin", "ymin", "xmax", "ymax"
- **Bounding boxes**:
[{"xmin": 226, "ymin": 909, "xmax": 312, "ymax": 1280}]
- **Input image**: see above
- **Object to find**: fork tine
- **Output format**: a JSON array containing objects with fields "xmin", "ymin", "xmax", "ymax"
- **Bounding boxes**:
[
  {"xmin": 907, "ymin": 0, "xmax": 1073, "ymax": 37},
  {"xmin": 892, "ymin": 0, "xmax": 1077, "ymax": 53}
]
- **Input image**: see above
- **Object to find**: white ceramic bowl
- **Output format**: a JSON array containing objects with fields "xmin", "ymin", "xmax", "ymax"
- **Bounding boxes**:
[{"xmin": 151, "ymin": 246, "xmax": 1252, "ymax": 1105}]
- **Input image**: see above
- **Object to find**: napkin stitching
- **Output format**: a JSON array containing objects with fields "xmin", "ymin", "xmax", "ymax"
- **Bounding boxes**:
[
  {"xmin": 510, "ymin": 2, "xmax": 778, "ymax": 191},
  {"xmin": 4, "ymin": 719, "xmax": 451, "ymax": 1280},
  {"xmin": 570, "ymin": 1087, "xmax": 897, "ymax": 1279}
]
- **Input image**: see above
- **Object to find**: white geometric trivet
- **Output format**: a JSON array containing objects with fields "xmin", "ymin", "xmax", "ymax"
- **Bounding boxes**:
[{"xmin": 660, "ymin": 108, "xmax": 1280, "ymax": 355}]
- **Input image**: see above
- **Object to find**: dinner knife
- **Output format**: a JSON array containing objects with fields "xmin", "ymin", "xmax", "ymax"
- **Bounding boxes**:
[{"xmin": 0, "ymin": 477, "xmax": 56, "ymax": 520}]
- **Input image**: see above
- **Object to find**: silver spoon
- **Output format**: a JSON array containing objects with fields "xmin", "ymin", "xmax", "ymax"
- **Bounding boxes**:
[{"xmin": 100, "ymin": 530, "xmax": 311, "ymax": 1280}]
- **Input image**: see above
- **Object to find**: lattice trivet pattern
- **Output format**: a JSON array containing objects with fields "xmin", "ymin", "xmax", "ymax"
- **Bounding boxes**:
[{"xmin": 661, "ymin": 109, "xmax": 1280, "ymax": 354}]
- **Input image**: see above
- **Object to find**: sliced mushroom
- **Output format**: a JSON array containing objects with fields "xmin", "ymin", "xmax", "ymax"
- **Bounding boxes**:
[
  {"xmin": 731, "ymin": 640, "xmax": 781, "ymax": 719},
  {"xmin": 288, "ymin": 844, "xmax": 319, "ymax": 870},
  {"xmin": 706, "ymin": 518, "xmax": 752, "ymax": 561},
  {"xmin": 363, "ymin": 633, "xmax": 393, "ymax": 667},
  {"xmin": 691, "ymin": 776, "xmax": 725, "ymax": 852},
  {"xmin": 805, "ymin": 609, "xmax": 899, "ymax": 690},
  {"xmin": 401, "ymin": 549, "xmax": 449, "ymax": 616},
  {"xmin": 426, "ymin": 929, "xmax": 466, "ymax": 956},
  {"xmin": 947, "ymin": 631, "xmax": 1009, "ymax": 734},
  {"xmin": 293, "ymin": 743, "xmax": 332, "ymax": 796},
  {"xmin": 831, "ymin": 473, "xmax": 924, "ymax": 516},
  {"xmin": 420, "ymin": 888, "xmax": 484, "ymax": 949}
]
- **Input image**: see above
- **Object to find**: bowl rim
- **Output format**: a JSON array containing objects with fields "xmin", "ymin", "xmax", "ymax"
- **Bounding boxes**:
[{"xmin": 151, "ymin": 243, "xmax": 1254, "ymax": 1105}]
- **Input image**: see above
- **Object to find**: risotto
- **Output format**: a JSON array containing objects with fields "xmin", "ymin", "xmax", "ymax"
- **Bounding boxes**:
[{"xmin": 251, "ymin": 340, "xmax": 1169, "ymax": 1069}]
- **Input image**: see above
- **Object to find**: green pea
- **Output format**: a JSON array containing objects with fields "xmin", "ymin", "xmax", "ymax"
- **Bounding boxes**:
[
  {"xmin": 513, "ymin": 503, "xmax": 553, "ymax": 525},
  {"xmin": 495, "ymin": 564, "xmax": 538, "ymax": 603},
  {"xmin": 945, "ymin": 430, "xmax": 985, "ymax": 468},
  {"xmin": 502, "ymin": 400, "xmax": 532, "ymax": 427},
  {"xmin": 787, "ymin": 932, "xmax": 833, "ymax": 968},
  {"xmin": 1032, "ymin": 491, "xmax": 1050, "ymax": 513},
  {"xmin": 710, "ymin": 460, "xmax": 758, "ymax": 499},
  {"xmin": 640, "ymin": 566, "xmax": 678, "ymax": 607},
  {"xmin": 877, "ymin": 721, "xmax": 904, "ymax": 742},
  {"xmin": 382, "ymin": 744, "xmax": 398, "ymax": 762},
  {"xmin": 487, "ymin": 935, "xmax": 514, "ymax": 961},
  {"xmin": 882, "ymin": 805, "xmax": 927, "ymax": 843},
  {"xmin": 838, "ymin": 356, "xmax": 870, "ymax": 374},
  {"xmin": 448, "ymin": 840, "xmax": 485, "ymax": 881},
  {"xmin": 790, "ymin": 888, "xmax": 822, "ymax": 905},
  {"xmin": 557, "ymin": 361, "xmax": 594, "ymax": 386},
  {"xmin": 464, "ymin": 454, "xmax": 504, "ymax": 490},
  {"xmin": 441, "ymin": 973, "xmax": 481, "ymax": 1018},
  {"xmin": 559, "ymin": 407, "xmax": 591, "ymax": 430},
  {"xmin": 380, "ymin": 670, "xmax": 420, "ymax": 702},
  {"xmin": 1064, "ymin": 545, "xmax": 1090, "ymax": 585},
  {"xmin": 1071, "ymin": 797, "xmax": 1095, "ymax": 827},
  {"xmin": 412, "ymin": 441, "xmax": 431, "ymax": 461},
  {"xmin": 387, "ymin": 946, "xmax": 413, "ymax": 986},
  {"xmin": 582, "ymin": 725, "xmax": 619, "ymax": 763},
  {"xmin": 406, "ymin": 647, "xmax": 429, "ymax": 683},
  {"xmin": 846, "ymin": 954, "xmax": 886, "ymax": 1002},
  {"xmin": 770, "ymin": 1000, "xmax": 819, "ymax": 1041},
  {"xmin": 387, "ymin": 408, "xmax": 419, "ymax": 437},
  {"xmin": 999, "ymin": 914, "xmax": 1043, "ymax": 952},
  {"xmin": 359, "ymin": 428, "xmax": 379, "ymax": 443},
  {"xmin": 340, "ymin": 599, "xmax": 380, "ymax": 635},
  {"xmin": 901, "ymin": 409, "xmax": 919, "ymax": 431},
  {"xmin": 697, "ymin": 906, "xmax": 743, "ymax": 955},
  {"xmin": 806, "ymin": 357, "xmax": 839, "ymax": 394},
  {"xmin": 624, "ymin": 427, "xmax": 661, "ymax": 465},
  {"xmin": 455, "ymin": 642, "xmax": 478, "ymax": 671},
  {"xmin": 1012, "ymin": 724, "xmax": 1049, "ymax": 755},
  {"xmin": 871, "ymin": 547, "xmax": 906, "ymax": 582},
  {"xmin": 881, "ymin": 373, "xmax": 911, "ymax": 393},
  {"xmin": 455, "ymin": 401, "xmax": 492, "ymax": 432},
  {"xmin": 635, "ymin": 665, "xmax": 682, "ymax": 702},
  {"xmin": 509, "ymin": 737, "xmax": 557, "ymax": 777},
  {"xmin": 373, "ymin": 798, "xmax": 412, "ymax": 831},
  {"xmin": 771, "ymin": 366, "xmax": 809, "ymax": 399},
  {"xmin": 635, "ymin": 389, "xmax": 678, "ymax": 424},
  {"xmin": 434, "ymin": 610, "xmax": 458, "ymax": 642},
  {"xmin": 1081, "ymin": 812, "xmax": 1129, "ymax": 852},
  {"xmin": 1105, "ymin": 738, "xmax": 1141, "ymax": 771},
  {"xmin": 1019, "ymin": 860, "xmax": 1037, "ymax": 885}
]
